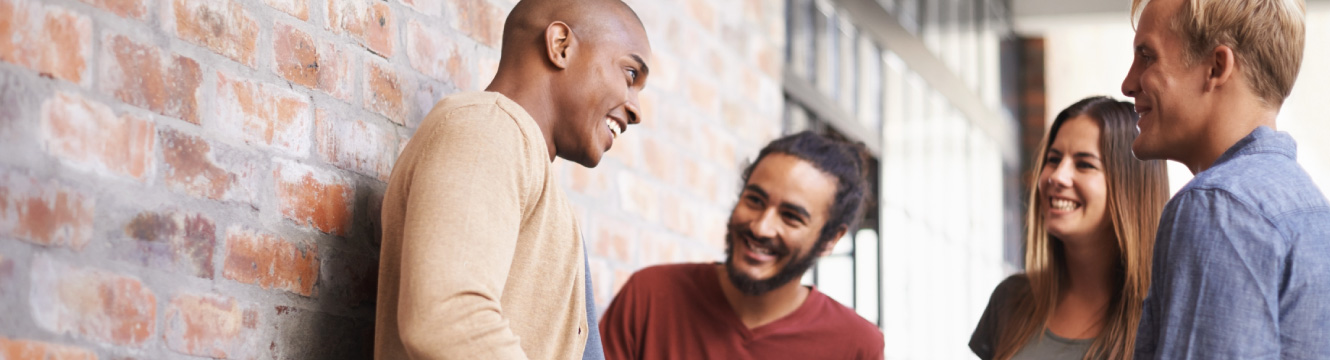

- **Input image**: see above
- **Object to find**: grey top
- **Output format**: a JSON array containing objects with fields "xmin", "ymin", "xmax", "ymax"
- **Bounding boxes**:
[
  {"xmin": 970, "ymin": 275, "xmax": 1096, "ymax": 360},
  {"xmin": 1011, "ymin": 329, "xmax": 1093, "ymax": 360},
  {"xmin": 1136, "ymin": 127, "xmax": 1330, "ymax": 360},
  {"xmin": 582, "ymin": 243, "xmax": 605, "ymax": 360}
]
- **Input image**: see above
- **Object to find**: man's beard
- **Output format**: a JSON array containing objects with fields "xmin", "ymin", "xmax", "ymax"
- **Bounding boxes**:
[{"xmin": 723, "ymin": 228, "xmax": 824, "ymax": 296}]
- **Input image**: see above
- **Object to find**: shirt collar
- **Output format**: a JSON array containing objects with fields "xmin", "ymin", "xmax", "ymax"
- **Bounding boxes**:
[{"xmin": 1212, "ymin": 126, "xmax": 1297, "ymax": 168}]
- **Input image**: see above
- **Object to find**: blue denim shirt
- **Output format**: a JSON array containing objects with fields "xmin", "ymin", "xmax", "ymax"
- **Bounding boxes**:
[{"xmin": 1136, "ymin": 127, "xmax": 1330, "ymax": 360}]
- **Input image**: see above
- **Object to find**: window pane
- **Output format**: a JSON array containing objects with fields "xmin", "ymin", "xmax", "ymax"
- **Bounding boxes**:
[
  {"xmin": 816, "ymin": 255, "xmax": 855, "ymax": 308},
  {"xmin": 837, "ymin": 16, "xmax": 858, "ymax": 112},
  {"xmin": 855, "ymin": 229, "xmax": 880, "ymax": 324}
]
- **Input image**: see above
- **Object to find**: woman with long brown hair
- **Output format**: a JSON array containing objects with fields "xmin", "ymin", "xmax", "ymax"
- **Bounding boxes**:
[{"xmin": 969, "ymin": 96, "xmax": 1169, "ymax": 360}]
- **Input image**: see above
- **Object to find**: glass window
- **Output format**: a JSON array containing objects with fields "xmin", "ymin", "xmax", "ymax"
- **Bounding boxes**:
[
  {"xmin": 854, "ymin": 228, "xmax": 880, "ymax": 325},
  {"xmin": 858, "ymin": 40, "xmax": 883, "ymax": 132},
  {"xmin": 837, "ymin": 16, "xmax": 858, "ymax": 113},
  {"xmin": 814, "ymin": 0, "xmax": 837, "ymax": 97},
  {"xmin": 786, "ymin": 0, "xmax": 815, "ymax": 82}
]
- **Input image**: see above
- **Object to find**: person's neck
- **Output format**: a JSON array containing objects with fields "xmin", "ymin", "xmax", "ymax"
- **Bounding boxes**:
[
  {"xmin": 715, "ymin": 264, "xmax": 810, "ymax": 329},
  {"xmin": 1049, "ymin": 231, "xmax": 1118, "ymax": 338},
  {"xmin": 1182, "ymin": 96, "xmax": 1279, "ymax": 174},
  {"xmin": 486, "ymin": 69, "xmax": 559, "ymax": 162},
  {"xmin": 1060, "ymin": 233, "xmax": 1117, "ymax": 305}
]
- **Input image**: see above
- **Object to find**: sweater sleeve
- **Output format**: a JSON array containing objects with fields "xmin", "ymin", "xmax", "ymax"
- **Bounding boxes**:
[{"xmin": 395, "ymin": 105, "xmax": 534, "ymax": 360}]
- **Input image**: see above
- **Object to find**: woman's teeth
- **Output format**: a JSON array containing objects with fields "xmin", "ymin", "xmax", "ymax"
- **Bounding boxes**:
[
  {"xmin": 1051, "ymin": 198, "xmax": 1079, "ymax": 211},
  {"xmin": 606, "ymin": 118, "xmax": 621, "ymax": 138}
]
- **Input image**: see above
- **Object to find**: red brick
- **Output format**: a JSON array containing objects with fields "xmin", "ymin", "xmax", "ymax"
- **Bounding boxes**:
[
  {"xmin": 756, "ymin": 43, "xmax": 781, "ymax": 79},
  {"xmin": 406, "ymin": 20, "xmax": 471, "ymax": 90},
  {"xmin": 123, "ymin": 211, "xmax": 215, "ymax": 279},
  {"xmin": 612, "ymin": 267, "xmax": 633, "ymax": 297},
  {"xmin": 30, "ymin": 255, "xmax": 156, "ymax": 347},
  {"xmin": 101, "ymin": 34, "xmax": 203, "ymax": 124},
  {"xmin": 641, "ymin": 232, "xmax": 682, "ymax": 266},
  {"xmin": 642, "ymin": 136, "xmax": 677, "ymax": 183},
  {"xmin": 81, "ymin": 0, "xmax": 148, "ymax": 19},
  {"xmin": 315, "ymin": 109, "xmax": 395, "ymax": 180},
  {"xmin": 364, "ymin": 61, "xmax": 405, "ymax": 125},
  {"xmin": 160, "ymin": 128, "xmax": 245, "ymax": 202},
  {"xmin": 215, "ymin": 72, "xmax": 312, "ymax": 155},
  {"xmin": 273, "ymin": 23, "xmax": 354, "ymax": 101},
  {"xmin": 0, "ymin": 337, "xmax": 97, "ymax": 360},
  {"xmin": 41, "ymin": 92, "xmax": 156, "ymax": 181},
  {"xmin": 163, "ymin": 293, "xmax": 259, "ymax": 359},
  {"xmin": 326, "ymin": 0, "xmax": 396, "ymax": 57},
  {"xmin": 617, "ymin": 173, "xmax": 659, "ymax": 222},
  {"xmin": 222, "ymin": 227, "xmax": 319, "ymax": 296},
  {"xmin": 604, "ymin": 131, "xmax": 641, "ymax": 169},
  {"xmin": 400, "ymin": 0, "xmax": 441, "ymax": 16},
  {"xmin": 262, "ymin": 0, "xmax": 308, "ymax": 20},
  {"xmin": 688, "ymin": 77, "xmax": 718, "ymax": 116},
  {"xmin": 0, "ymin": 254, "xmax": 13, "ymax": 286},
  {"xmin": 453, "ymin": 0, "xmax": 503, "ymax": 48},
  {"xmin": 702, "ymin": 126, "xmax": 738, "ymax": 171},
  {"xmin": 170, "ymin": 0, "xmax": 259, "ymax": 67},
  {"xmin": 0, "ymin": 173, "xmax": 95, "ymax": 250},
  {"xmin": 661, "ymin": 195, "xmax": 696, "ymax": 236},
  {"xmin": 274, "ymin": 160, "xmax": 353, "ymax": 236},
  {"xmin": 685, "ymin": 0, "xmax": 716, "ymax": 32},
  {"xmin": 593, "ymin": 217, "xmax": 636, "ymax": 265},
  {"xmin": 684, "ymin": 162, "xmax": 718, "ymax": 202},
  {"xmin": 476, "ymin": 52, "xmax": 499, "ymax": 91},
  {"xmin": 0, "ymin": 0, "xmax": 92, "ymax": 84},
  {"xmin": 565, "ymin": 164, "xmax": 609, "ymax": 198},
  {"xmin": 588, "ymin": 258, "xmax": 611, "ymax": 306}
]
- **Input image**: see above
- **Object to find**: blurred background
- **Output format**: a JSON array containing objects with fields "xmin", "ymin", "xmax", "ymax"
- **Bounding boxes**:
[{"xmin": 0, "ymin": 0, "xmax": 1325, "ymax": 358}]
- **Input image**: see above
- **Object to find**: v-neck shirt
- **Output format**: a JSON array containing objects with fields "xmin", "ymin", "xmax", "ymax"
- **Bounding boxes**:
[{"xmin": 598, "ymin": 263, "xmax": 883, "ymax": 360}]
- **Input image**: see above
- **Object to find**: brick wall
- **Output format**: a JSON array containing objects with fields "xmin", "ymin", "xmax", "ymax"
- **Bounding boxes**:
[{"xmin": 0, "ymin": 0, "xmax": 785, "ymax": 357}]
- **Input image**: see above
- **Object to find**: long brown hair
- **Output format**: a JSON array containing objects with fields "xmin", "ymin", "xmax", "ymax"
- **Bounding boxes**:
[{"xmin": 993, "ymin": 96, "xmax": 1169, "ymax": 360}]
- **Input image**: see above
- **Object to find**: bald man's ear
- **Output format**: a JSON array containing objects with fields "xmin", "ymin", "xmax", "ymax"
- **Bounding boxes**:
[{"xmin": 545, "ymin": 21, "xmax": 575, "ymax": 70}]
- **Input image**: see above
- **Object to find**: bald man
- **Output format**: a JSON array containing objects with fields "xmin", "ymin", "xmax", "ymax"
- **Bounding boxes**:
[{"xmin": 374, "ymin": 0, "xmax": 651, "ymax": 358}]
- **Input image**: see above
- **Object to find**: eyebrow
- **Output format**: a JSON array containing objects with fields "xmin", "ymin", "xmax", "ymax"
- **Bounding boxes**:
[
  {"xmin": 630, "ymin": 54, "xmax": 650, "ymax": 77},
  {"xmin": 743, "ymin": 185, "xmax": 812, "ymax": 219},
  {"xmin": 1048, "ymin": 149, "xmax": 1102, "ymax": 161}
]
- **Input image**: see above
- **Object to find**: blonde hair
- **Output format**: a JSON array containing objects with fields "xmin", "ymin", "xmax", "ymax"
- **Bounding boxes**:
[
  {"xmin": 1132, "ymin": 0, "xmax": 1306, "ymax": 106},
  {"xmin": 993, "ymin": 97, "xmax": 1170, "ymax": 360}
]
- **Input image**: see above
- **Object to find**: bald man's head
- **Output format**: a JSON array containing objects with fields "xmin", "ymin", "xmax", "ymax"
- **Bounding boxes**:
[
  {"xmin": 486, "ymin": 0, "xmax": 652, "ymax": 168},
  {"xmin": 498, "ymin": 0, "xmax": 645, "ymax": 66}
]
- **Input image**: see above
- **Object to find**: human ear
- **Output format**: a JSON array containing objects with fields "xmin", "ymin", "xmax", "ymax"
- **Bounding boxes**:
[
  {"xmin": 818, "ymin": 226, "xmax": 849, "ymax": 257},
  {"xmin": 545, "ymin": 21, "xmax": 575, "ymax": 70},
  {"xmin": 1204, "ymin": 45, "xmax": 1237, "ymax": 92}
]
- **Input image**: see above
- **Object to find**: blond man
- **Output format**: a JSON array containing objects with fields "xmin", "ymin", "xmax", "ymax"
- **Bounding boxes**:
[{"xmin": 1122, "ymin": 0, "xmax": 1330, "ymax": 358}]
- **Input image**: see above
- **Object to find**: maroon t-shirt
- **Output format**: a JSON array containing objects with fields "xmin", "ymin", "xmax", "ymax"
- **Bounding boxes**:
[{"xmin": 598, "ymin": 263, "xmax": 884, "ymax": 360}]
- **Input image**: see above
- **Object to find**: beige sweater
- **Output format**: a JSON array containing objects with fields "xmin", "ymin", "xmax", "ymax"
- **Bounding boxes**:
[{"xmin": 375, "ymin": 92, "xmax": 588, "ymax": 359}]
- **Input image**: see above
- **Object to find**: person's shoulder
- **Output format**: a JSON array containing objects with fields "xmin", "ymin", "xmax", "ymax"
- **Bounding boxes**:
[
  {"xmin": 994, "ymin": 273, "xmax": 1030, "ymax": 296},
  {"xmin": 411, "ymin": 91, "xmax": 540, "ymax": 155},
  {"xmin": 1188, "ymin": 141, "xmax": 1329, "ymax": 216},
  {"xmin": 420, "ymin": 92, "xmax": 532, "ymax": 137}
]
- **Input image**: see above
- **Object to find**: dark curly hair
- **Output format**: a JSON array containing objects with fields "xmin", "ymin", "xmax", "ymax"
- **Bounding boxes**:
[{"xmin": 739, "ymin": 131, "xmax": 872, "ymax": 251}]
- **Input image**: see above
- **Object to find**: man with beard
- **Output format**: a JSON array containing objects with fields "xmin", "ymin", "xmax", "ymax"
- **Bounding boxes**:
[{"xmin": 598, "ymin": 131, "xmax": 884, "ymax": 360}]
